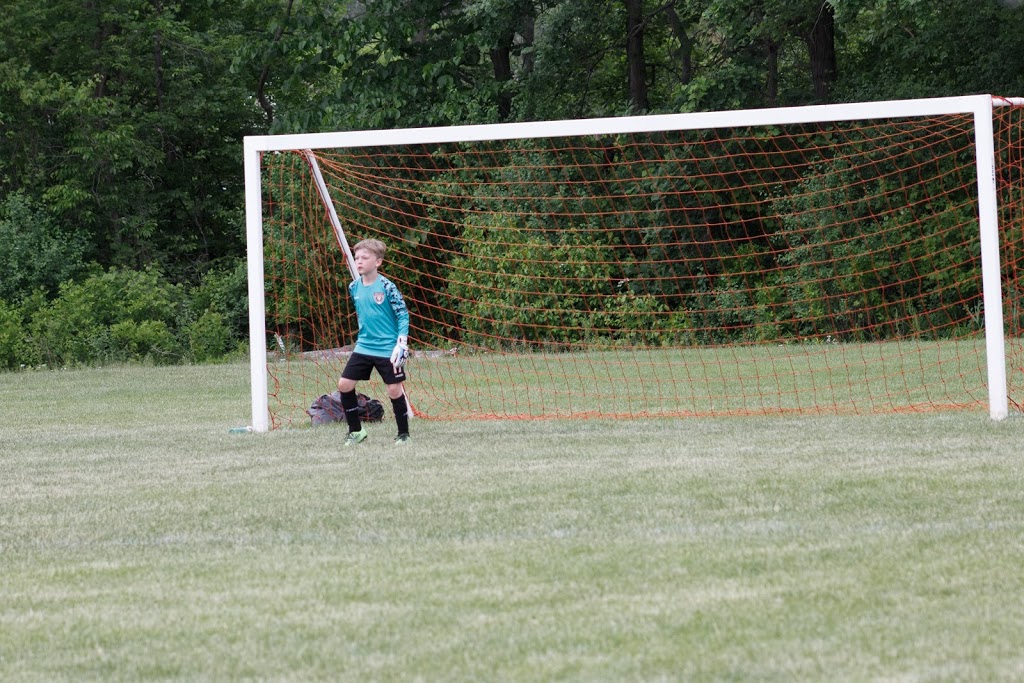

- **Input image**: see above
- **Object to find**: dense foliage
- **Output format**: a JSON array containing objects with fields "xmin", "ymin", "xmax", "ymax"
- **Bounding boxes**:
[{"xmin": 1, "ymin": 0, "xmax": 1023, "ymax": 367}]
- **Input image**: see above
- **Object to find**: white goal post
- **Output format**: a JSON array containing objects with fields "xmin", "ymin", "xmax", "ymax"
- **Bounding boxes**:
[{"xmin": 243, "ymin": 94, "xmax": 1018, "ymax": 431}]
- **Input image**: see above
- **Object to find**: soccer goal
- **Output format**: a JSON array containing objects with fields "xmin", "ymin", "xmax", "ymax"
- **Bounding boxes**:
[{"xmin": 242, "ymin": 94, "xmax": 1024, "ymax": 431}]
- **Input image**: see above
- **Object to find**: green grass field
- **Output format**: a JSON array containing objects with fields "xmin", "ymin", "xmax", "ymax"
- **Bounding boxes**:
[
  {"xmin": 271, "ymin": 339, "xmax": 997, "ymax": 425},
  {"xmin": 3, "ymin": 363, "xmax": 1024, "ymax": 681}
]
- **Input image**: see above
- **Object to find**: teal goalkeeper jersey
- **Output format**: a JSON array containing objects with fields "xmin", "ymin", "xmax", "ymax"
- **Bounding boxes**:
[{"xmin": 348, "ymin": 274, "xmax": 410, "ymax": 357}]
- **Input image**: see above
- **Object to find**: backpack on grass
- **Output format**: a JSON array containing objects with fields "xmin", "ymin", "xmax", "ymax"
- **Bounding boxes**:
[{"xmin": 307, "ymin": 391, "xmax": 385, "ymax": 426}]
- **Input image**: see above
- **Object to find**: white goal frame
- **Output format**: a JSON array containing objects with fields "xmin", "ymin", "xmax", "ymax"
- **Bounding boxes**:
[{"xmin": 243, "ymin": 94, "xmax": 1018, "ymax": 431}]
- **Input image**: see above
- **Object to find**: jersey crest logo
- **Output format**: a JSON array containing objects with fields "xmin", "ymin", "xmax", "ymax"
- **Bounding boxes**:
[{"xmin": 373, "ymin": 292, "xmax": 385, "ymax": 304}]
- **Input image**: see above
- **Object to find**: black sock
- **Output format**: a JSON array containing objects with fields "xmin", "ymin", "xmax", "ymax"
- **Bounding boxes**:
[
  {"xmin": 391, "ymin": 395, "xmax": 410, "ymax": 436},
  {"xmin": 340, "ymin": 390, "xmax": 362, "ymax": 433}
]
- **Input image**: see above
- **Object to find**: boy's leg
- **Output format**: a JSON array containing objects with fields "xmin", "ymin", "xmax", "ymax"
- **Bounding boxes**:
[
  {"xmin": 382, "ymin": 365, "xmax": 410, "ymax": 439},
  {"xmin": 371, "ymin": 355, "xmax": 411, "ymax": 442},
  {"xmin": 339, "ymin": 354, "xmax": 373, "ymax": 445},
  {"xmin": 389, "ymin": 389, "xmax": 410, "ymax": 439},
  {"xmin": 338, "ymin": 383, "xmax": 363, "ymax": 434}
]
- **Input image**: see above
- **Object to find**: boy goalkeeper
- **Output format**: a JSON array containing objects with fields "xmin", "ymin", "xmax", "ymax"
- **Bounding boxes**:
[{"xmin": 337, "ymin": 239, "xmax": 411, "ymax": 446}]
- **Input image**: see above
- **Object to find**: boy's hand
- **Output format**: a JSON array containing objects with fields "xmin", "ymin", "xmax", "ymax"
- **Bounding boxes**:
[{"xmin": 390, "ymin": 336, "xmax": 409, "ymax": 373}]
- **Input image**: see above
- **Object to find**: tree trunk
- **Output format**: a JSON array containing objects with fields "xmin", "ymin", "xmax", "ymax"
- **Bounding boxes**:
[
  {"xmin": 520, "ymin": 14, "xmax": 535, "ymax": 77},
  {"xmin": 624, "ymin": 0, "xmax": 648, "ymax": 111},
  {"xmin": 664, "ymin": 3, "xmax": 693, "ymax": 85},
  {"xmin": 805, "ymin": 0, "xmax": 837, "ymax": 103},
  {"xmin": 88, "ymin": 1, "xmax": 112, "ymax": 98},
  {"xmin": 255, "ymin": 0, "xmax": 297, "ymax": 126},
  {"xmin": 490, "ymin": 33, "xmax": 514, "ymax": 121},
  {"xmin": 765, "ymin": 39, "xmax": 779, "ymax": 106},
  {"xmin": 153, "ymin": 0, "xmax": 164, "ymax": 111}
]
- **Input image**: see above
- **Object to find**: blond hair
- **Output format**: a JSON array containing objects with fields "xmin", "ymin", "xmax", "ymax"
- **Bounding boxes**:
[{"xmin": 352, "ymin": 238, "xmax": 386, "ymax": 260}]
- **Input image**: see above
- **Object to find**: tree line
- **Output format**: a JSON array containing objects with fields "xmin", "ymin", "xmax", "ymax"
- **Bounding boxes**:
[{"xmin": 1, "ymin": 0, "xmax": 1023, "ymax": 367}]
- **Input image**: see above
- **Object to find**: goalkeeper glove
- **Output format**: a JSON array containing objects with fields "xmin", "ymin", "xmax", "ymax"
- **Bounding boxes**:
[{"xmin": 390, "ymin": 335, "xmax": 409, "ymax": 373}]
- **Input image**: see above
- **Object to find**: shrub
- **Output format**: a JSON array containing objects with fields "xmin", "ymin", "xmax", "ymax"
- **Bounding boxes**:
[
  {"xmin": 0, "ymin": 192, "xmax": 90, "ymax": 304},
  {"xmin": 110, "ymin": 320, "xmax": 183, "ymax": 365},
  {"xmin": 187, "ymin": 258, "xmax": 249, "ymax": 338},
  {"xmin": 30, "ymin": 268, "xmax": 186, "ymax": 366},
  {"xmin": 444, "ymin": 218, "xmax": 670, "ymax": 350},
  {"xmin": 0, "ymin": 299, "xmax": 40, "ymax": 370},
  {"xmin": 769, "ymin": 159, "xmax": 979, "ymax": 341},
  {"xmin": 186, "ymin": 311, "xmax": 233, "ymax": 362}
]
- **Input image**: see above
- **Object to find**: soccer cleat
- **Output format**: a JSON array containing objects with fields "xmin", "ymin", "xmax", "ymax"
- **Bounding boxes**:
[
  {"xmin": 344, "ymin": 429, "xmax": 368, "ymax": 447},
  {"xmin": 394, "ymin": 433, "xmax": 411, "ymax": 444}
]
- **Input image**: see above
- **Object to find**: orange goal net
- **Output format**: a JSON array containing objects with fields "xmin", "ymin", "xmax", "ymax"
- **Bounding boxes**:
[{"xmin": 244, "ymin": 96, "xmax": 1024, "ymax": 430}]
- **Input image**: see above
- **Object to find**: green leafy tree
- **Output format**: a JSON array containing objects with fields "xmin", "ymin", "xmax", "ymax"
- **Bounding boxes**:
[
  {"xmin": 834, "ymin": 0, "xmax": 1024, "ymax": 102},
  {"xmin": 237, "ymin": 0, "xmax": 524, "ymax": 133},
  {"xmin": 0, "ymin": 1, "xmax": 266, "ymax": 277}
]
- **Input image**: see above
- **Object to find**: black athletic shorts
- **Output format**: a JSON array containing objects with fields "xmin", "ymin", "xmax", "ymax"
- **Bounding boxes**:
[{"xmin": 341, "ymin": 351, "xmax": 406, "ymax": 385}]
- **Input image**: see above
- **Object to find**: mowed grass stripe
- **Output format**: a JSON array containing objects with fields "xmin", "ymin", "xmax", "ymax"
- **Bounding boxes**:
[{"xmin": 2, "ymin": 364, "xmax": 1023, "ymax": 680}]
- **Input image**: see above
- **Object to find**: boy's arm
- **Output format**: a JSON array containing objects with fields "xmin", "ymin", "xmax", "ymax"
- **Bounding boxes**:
[
  {"xmin": 384, "ymin": 279, "xmax": 410, "ymax": 371},
  {"xmin": 383, "ymin": 279, "xmax": 410, "ymax": 338}
]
